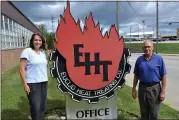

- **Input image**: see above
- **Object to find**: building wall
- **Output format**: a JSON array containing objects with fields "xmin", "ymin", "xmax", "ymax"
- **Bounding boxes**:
[
  {"xmin": 177, "ymin": 28, "xmax": 179, "ymax": 38},
  {"xmin": 1, "ymin": 1, "xmax": 43, "ymax": 73},
  {"xmin": 1, "ymin": 13, "xmax": 33, "ymax": 49},
  {"xmin": 1, "ymin": 1, "xmax": 40, "ymax": 33},
  {"xmin": 1, "ymin": 48, "xmax": 24, "ymax": 73}
]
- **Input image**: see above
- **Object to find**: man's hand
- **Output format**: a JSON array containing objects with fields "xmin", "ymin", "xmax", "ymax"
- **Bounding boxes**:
[
  {"xmin": 132, "ymin": 88, "xmax": 137, "ymax": 99},
  {"xmin": 160, "ymin": 75, "xmax": 166, "ymax": 101},
  {"xmin": 160, "ymin": 91, "xmax": 165, "ymax": 101},
  {"xmin": 24, "ymin": 84, "xmax": 31, "ymax": 95}
]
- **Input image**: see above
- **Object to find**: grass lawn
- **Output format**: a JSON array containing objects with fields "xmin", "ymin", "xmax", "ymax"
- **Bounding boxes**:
[
  {"xmin": 2, "ymin": 66, "xmax": 179, "ymax": 119},
  {"xmin": 125, "ymin": 43, "xmax": 179, "ymax": 54}
]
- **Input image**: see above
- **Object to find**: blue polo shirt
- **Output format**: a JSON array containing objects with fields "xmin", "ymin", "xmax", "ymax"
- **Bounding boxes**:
[{"xmin": 133, "ymin": 54, "xmax": 167, "ymax": 83}]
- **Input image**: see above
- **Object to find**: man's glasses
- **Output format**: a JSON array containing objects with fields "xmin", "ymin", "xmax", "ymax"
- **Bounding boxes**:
[{"xmin": 144, "ymin": 46, "xmax": 151, "ymax": 49}]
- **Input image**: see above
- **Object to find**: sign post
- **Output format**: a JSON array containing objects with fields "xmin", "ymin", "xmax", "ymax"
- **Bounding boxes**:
[{"xmin": 50, "ymin": 1, "xmax": 131, "ymax": 119}]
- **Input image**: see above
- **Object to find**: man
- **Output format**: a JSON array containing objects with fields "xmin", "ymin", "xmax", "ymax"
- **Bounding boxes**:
[{"xmin": 132, "ymin": 40, "xmax": 167, "ymax": 120}]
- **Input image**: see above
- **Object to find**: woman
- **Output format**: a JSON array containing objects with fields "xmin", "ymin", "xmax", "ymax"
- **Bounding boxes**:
[{"xmin": 19, "ymin": 33, "xmax": 48, "ymax": 120}]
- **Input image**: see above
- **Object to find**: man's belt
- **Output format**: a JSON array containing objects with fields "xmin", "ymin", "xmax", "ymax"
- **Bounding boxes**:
[{"xmin": 140, "ymin": 81, "xmax": 160, "ymax": 87}]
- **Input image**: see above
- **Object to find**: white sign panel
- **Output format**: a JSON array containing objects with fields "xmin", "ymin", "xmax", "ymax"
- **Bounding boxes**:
[{"xmin": 65, "ymin": 94, "xmax": 118, "ymax": 119}]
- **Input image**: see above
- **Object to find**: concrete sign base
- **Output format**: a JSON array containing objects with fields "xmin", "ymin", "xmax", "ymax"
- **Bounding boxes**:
[{"xmin": 65, "ymin": 94, "xmax": 118, "ymax": 119}]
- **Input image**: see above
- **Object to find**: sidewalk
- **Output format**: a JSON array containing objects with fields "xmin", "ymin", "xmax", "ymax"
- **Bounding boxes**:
[
  {"xmin": 125, "ymin": 73, "xmax": 179, "ymax": 111},
  {"xmin": 131, "ymin": 53, "xmax": 179, "ymax": 56}
]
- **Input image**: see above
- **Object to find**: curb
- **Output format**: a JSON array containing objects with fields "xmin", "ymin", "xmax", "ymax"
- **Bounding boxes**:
[
  {"xmin": 159, "ymin": 54, "xmax": 179, "ymax": 56},
  {"xmin": 131, "ymin": 53, "xmax": 179, "ymax": 56}
]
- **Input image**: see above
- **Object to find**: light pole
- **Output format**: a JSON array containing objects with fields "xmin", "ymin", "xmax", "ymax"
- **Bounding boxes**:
[
  {"xmin": 138, "ymin": 25, "xmax": 140, "ymax": 40},
  {"xmin": 142, "ymin": 20, "xmax": 145, "ymax": 40},
  {"xmin": 116, "ymin": 1, "xmax": 119, "ymax": 33},
  {"xmin": 130, "ymin": 24, "xmax": 140, "ymax": 40},
  {"xmin": 156, "ymin": 1, "xmax": 159, "ymax": 54},
  {"xmin": 130, "ymin": 26, "xmax": 132, "ymax": 41},
  {"xmin": 153, "ymin": 28, "xmax": 155, "ymax": 38},
  {"xmin": 130, "ymin": 26, "xmax": 132, "ymax": 48}
]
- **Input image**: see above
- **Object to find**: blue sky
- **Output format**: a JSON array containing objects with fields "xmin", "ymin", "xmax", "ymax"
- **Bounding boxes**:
[{"xmin": 13, "ymin": 1, "xmax": 179, "ymax": 36}]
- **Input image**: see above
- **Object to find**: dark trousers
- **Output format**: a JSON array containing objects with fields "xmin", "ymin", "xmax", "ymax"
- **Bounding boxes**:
[
  {"xmin": 138, "ymin": 82, "xmax": 161, "ymax": 120},
  {"xmin": 27, "ymin": 82, "xmax": 48, "ymax": 120}
]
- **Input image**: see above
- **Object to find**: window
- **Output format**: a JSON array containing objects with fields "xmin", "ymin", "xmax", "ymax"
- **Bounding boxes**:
[
  {"xmin": 18, "ymin": 37, "xmax": 21, "ymax": 47},
  {"xmin": 18, "ymin": 34, "xmax": 20, "ymax": 47},
  {"xmin": 1, "ymin": 14, "xmax": 4, "ymax": 21},
  {"xmin": 1, "ymin": 14, "xmax": 34, "ymax": 49},
  {"xmin": 4, "ymin": 15, "xmax": 8, "ymax": 23},
  {"xmin": 15, "ymin": 37, "xmax": 18, "ymax": 47},
  {"xmin": 1, "ymin": 35, "xmax": 6, "ymax": 48},
  {"xmin": 9, "ymin": 19, "xmax": 12, "ymax": 25},
  {"xmin": 5, "ymin": 23, "xmax": 8, "ymax": 30},
  {"xmin": 10, "ymin": 36, "xmax": 14, "ymax": 47},
  {"xmin": 1, "ymin": 20, "xmax": 4, "ymax": 30},
  {"xmin": 9, "ymin": 25, "xmax": 13, "ymax": 31},
  {"xmin": 5, "ymin": 35, "xmax": 10, "ymax": 48}
]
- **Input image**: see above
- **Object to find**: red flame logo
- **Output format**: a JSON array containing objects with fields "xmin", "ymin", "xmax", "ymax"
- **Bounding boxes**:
[{"xmin": 54, "ymin": 1, "xmax": 124, "ymax": 90}]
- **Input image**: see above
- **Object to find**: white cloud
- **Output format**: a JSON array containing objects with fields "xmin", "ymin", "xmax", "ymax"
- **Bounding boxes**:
[
  {"xmin": 13, "ymin": 1, "xmax": 179, "ymax": 35},
  {"xmin": 142, "ymin": 2, "xmax": 156, "ymax": 15},
  {"xmin": 79, "ymin": 18, "xmax": 110, "ymax": 36},
  {"xmin": 31, "ymin": 2, "xmax": 77, "ymax": 20},
  {"xmin": 79, "ymin": 19, "xmax": 124, "ymax": 37},
  {"xmin": 33, "ymin": 1, "xmax": 107, "ymax": 32},
  {"xmin": 71, "ymin": 2, "xmax": 106, "ymax": 19}
]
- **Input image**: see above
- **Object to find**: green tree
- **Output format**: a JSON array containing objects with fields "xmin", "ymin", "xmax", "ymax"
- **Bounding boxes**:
[
  {"xmin": 37, "ymin": 24, "xmax": 55, "ymax": 50},
  {"xmin": 38, "ymin": 24, "xmax": 48, "ymax": 36},
  {"xmin": 46, "ymin": 32, "xmax": 55, "ymax": 50}
]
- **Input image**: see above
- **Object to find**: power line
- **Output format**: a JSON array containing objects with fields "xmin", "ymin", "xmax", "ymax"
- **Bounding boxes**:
[
  {"xmin": 127, "ymin": 1, "xmax": 147, "ymax": 38},
  {"xmin": 126, "ymin": 2, "xmax": 179, "ymax": 34},
  {"xmin": 145, "ymin": 18, "xmax": 179, "ymax": 27},
  {"xmin": 144, "ymin": 21, "xmax": 179, "ymax": 29},
  {"xmin": 127, "ymin": 1, "xmax": 143, "ymax": 23},
  {"xmin": 119, "ymin": 2, "xmax": 179, "ymax": 36},
  {"xmin": 126, "ymin": 1, "xmax": 179, "ymax": 24},
  {"xmin": 143, "ymin": 16, "xmax": 179, "ymax": 21}
]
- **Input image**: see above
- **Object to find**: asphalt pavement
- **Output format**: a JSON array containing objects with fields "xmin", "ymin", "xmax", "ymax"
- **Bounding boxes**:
[{"xmin": 125, "ymin": 53, "xmax": 179, "ymax": 111}]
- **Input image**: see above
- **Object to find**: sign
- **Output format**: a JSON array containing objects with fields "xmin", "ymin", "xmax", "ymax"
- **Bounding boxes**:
[
  {"xmin": 65, "ymin": 94, "xmax": 118, "ymax": 119},
  {"xmin": 50, "ymin": 1, "xmax": 131, "ymax": 119},
  {"xmin": 50, "ymin": 1, "xmax": 131, "ymax": 104}
]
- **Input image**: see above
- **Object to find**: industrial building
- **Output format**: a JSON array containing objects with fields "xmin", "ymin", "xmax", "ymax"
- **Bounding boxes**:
[
  {"xmin": 1, "ymin": 1, "xmax": 42, "ymax": 73},
  {"xmin": 124, "ymin": 29, "xmax": 179, "ymax": 41},
  {"xmin": 124, "ymin": 31, "xmax": 155, "ymax": 40}
]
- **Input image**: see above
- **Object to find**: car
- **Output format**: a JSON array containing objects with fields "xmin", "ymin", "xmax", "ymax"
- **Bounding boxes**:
[
  {"xmin": 152, "ymin": 38, "xmax": 162, "ymax": 42},
  {"xmin": 124, "ymin": 38, "xmax": 131, "ymax": 42},
  {"xmin": 132, "ymin": 38, "xmax": 138, "ymax": 41},
  {"xmin": 169, "ymin": 38, "xmax": 177, "ymax": 41},
  {"xmin": 161, "ymin": 38, "xmax": 169, "ymax": 41}
]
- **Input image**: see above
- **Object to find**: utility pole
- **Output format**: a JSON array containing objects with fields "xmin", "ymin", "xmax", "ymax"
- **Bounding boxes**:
[
  {"xmin": 142, "ymin": 20, "xmax": 145, "ymax": 40},
  {"xmin": 156, "ymin": 1, "xmax": 159, "ymax": 54},
  {"xmin": 51, "ymin": 15, "xmax": 55, "ymax": 33},
  {"xmin": 130, "ymin": 26, "xmax": 132, "ymax": 47},
  {"xmin": 153, "ymin": 28, "xmax": 155, "ymax": 38},
  {"xmin": 138, "ymin": 25, "xmax": 140, "ymax": 40},
  {"xmin": 116, "ymin": 1, "xmax": 119, "ymax": 33}
]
